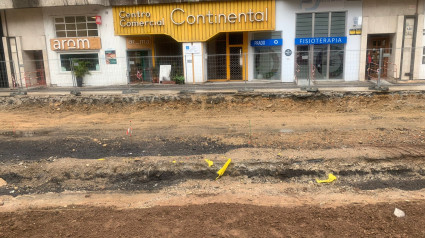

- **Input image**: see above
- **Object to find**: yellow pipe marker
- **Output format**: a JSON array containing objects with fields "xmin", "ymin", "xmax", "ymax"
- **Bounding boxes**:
[
  {"xmin": 316, "ymin": 173, "xmax": 337, "ymax": 183},
  {"xmin": 204, "ymin": 159, "xmax": 214, "ymax": 167},
  {"xmin": 216, "ymin": 158, "xmax": 232, "ymax": 180}
]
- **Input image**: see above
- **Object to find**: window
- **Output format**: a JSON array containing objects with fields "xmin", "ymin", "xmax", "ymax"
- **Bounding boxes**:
[
  {"xmin": 252, "ymin": 32, "xmax": 282, "ymax": 80},
  {"xmin": 296, "ymin": 13, "xmax": 313, "ymax": 38},
  {"xmin": 296, "ymin": 12, "xmax": 346, "ymax": 38},
  {"xmin": 295, "ymin": 12, "xmax": 346, "ymax": 79},
  {"xmin": 60, "ymin": 53, "xmax": 99, "ymax": 71},
  {"xmin": 55, "ymin": 16, "xmax": 98, "ymax": 38}
]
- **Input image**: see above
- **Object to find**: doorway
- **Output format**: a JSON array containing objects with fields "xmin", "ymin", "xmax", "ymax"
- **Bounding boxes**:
[
  {"xmin": 295, "ymin": 44, "xmax": 345, "ymax": 80},
  {"xmin": 366, "ymin": 35, "xmax": 391, "ymax": 79},
  {"xmin": 127, "ymin": 50, "xmax": 151, "ymax": 83},
  {"xmin": 207, "ymin": 32, "xmax": 247, "ymax": 81},
  {"xmin": 23, "ymin": 50, "xmax": 46, "ymax": 87}
]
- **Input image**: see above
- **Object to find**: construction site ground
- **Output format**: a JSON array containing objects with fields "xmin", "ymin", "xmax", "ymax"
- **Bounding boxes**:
[{"xmin": 0, "ymin": 91, "xmax": 425, "ymax": 237}]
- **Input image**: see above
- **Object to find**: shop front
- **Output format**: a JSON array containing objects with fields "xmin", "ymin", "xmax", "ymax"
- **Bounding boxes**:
[
  {"xmin": 276, "ymin": 0, "xmax": 362, "ymax": 82},
  {"xmin": 125, "ymin": 36, "xmax": 154, "ymax": 83},
  {"xmin": 113, "ymin": 0, "xmax": 276, "ymax": 83},
  {"xmin": 43, "ymin": 5, "xmax": 129, "ymax": 87}
]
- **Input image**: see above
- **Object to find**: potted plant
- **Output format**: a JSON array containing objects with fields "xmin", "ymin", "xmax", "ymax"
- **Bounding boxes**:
[
  {"xmin": 172, "ymin": 75, "xmax": 185, "ymax": 84},
  {"xmin": 73, "ymin": 60, "xmax": 90, "ymax": 87}
]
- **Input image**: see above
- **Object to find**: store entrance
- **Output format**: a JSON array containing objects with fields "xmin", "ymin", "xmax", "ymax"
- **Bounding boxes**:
[
  {"xmin": 127, "ymin": 50, "xmax": 151, "ymax": 83},
  {"xmin": 295, "ymin": 44, "xmax": 345, "ymax": 80},
  {"xmin": 207, "ymin": 32, "xmax": 247, "ymax": 81},
  {"xmin": 366, "ymin": 35, "xmax": 391, "ymax": 79},
  {"xmin": 229, "ymin": 46, "xmax": 243, "ymax": 80}
]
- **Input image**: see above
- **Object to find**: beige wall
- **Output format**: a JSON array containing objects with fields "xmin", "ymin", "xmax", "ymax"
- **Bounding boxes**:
[
  {"xmin": 4, "ymin": 8, "xmax": 45, "ymax": 50},
  {"xmin": 2, "ymin": 8, "xmax": 50, "ymax": 87},
  {"xmin": 363, "ymin": 0, "xmax": 421, "ymax": 17},
  {"xmin": 359, "ymin": 0, "xmax": 424, "ymax": 81},
  {"xmin": 0, "ymin": 0, "xmax": 109, "ymax": 9}
]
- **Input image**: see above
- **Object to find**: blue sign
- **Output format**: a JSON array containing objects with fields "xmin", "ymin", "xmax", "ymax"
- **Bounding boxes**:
[
  {"xmin": 251, "ymin": 39, "xmax": 283, "ymax": 47},
  {"xmin": 295, "ymin": 37, "xmax": 347, "ymax": 45}
]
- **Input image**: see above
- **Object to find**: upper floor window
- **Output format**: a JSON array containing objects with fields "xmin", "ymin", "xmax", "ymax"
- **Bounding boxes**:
[
  {"xmin": 296, "ymin": 12, "xmax": 346, "ymax": 38},
  {"xmin": 55, "ymin": 16, "xmax": 98, "ymax": 38}
]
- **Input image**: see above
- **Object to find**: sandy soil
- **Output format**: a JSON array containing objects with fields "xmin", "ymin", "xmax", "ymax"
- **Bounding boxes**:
[{"xmin": 0, "ymin": 92, "xmax": 425, "ymax": 237}]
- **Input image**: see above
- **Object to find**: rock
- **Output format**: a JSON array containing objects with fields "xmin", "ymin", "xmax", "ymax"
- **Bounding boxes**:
[
  {"xmin": 394, "ymin": 208, "xmax": 405, "ymax": 218},
  {"xmin": 0, "ymin": 200, "xmax": 4, "ymax": 206},
  {"xmin": 0, "ymin": 178, "xmax": 7, "ymax": 187},
  {"xmin": 266, "ymin": 104, "xmax": 273, "ymax": 108}
]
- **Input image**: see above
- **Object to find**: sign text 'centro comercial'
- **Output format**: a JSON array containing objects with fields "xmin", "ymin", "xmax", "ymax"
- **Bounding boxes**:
[
  {"xmin": 118, "ymin": 8, "xmax": 269, "ymax": 27},
  {"xmin": 113, "ymin": 0, "xmax": 275, "ymax": 42}
]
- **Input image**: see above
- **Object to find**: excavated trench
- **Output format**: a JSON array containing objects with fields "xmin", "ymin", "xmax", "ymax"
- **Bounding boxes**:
[{"xmin": 1, "ymin": 157, "xmax": 425, "ymax": 197}]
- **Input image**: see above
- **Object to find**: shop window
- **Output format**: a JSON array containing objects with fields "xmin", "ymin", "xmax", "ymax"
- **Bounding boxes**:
[
  {"xmin": 296, "ymin": 12, "xmax": 346, "ymax": 38},
  {"xmin": 330, "ymin": 12, "xmax": 346, "ymax": 36},
  {"xmin": 296, "ymin": 13, "xmax": 313, "ymax": 38},
  {"xmin": 55, "ymin": 16, "xmax": 98, "ymax": 38},
  {"xmin": 329, "ymin": 44, "xmax": 344, "ymax": 79},
  {"xmin": 314, "ymin": 13, "xmax": 329, "ymax": 37},
  {"xmin": 295, "ymin": 12, "xmax": 346, "ymax": 80},
  {"xmin": 253, "ymin": 32, "xmax": 282, "ymax": 80},
  {"xmin": 60, "ymin": 53, "xmax": 99, "ymax": 71}
]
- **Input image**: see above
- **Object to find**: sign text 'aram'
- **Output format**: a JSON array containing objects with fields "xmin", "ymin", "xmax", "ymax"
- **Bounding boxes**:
[{"xmin": 50, "ymin": 37, "xmax": 101, "ymax": 51}]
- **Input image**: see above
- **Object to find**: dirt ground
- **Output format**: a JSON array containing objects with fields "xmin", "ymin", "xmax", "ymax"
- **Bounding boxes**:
[{"xmin": 0, "ymin": 92, "xmax": 425, "ymax": 237}]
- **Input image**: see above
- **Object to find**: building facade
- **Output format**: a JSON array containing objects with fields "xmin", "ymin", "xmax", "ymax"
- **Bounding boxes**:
[
  {"xmin": 0, "ymin": 0, "xmax": 424, "ymax": 88},
  {"xmin": 360, "ymin": 0, "xmax": 424, "ymax": 81}
]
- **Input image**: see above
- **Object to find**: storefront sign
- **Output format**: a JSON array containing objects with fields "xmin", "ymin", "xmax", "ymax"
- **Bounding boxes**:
[
  {"xmin": 251, "ymin": 39, "xmax": 282, "ymax": 47},
  {"xmin": 295, "ymin": 37, "xmax": 347, "ymax": 45},
  {"xmin": 126, "ymin": 36, "xmax": 153, "ymax": 50},
  {"xmin": 50, "ymin": 37, "xmax": 101, "ymax": 51},
  {"xmin": 113, "ymin": 0, "xmax": 275, "ymax": 42}
]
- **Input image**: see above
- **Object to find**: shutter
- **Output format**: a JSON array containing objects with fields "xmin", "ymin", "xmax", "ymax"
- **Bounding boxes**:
[
  {"xmin": 330, "ymin": 12, "xmax": 346, "ymax": 37},
  {"xmin": 314, "ymin": 13, "xmax": 329, "ymax": 37},
  {"xmin": 296, "ymin": 13, "xmax": 313, "ymax": 38}
]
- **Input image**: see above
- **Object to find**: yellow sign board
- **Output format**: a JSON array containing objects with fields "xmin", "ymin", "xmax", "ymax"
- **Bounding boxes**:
[
  {"xmin": 50, "ymin": 37, "xmax": 101, "ymax": 51},
  {"xmin": 113, "ymin": 0, "xmax": 275, "ymax": 42}
]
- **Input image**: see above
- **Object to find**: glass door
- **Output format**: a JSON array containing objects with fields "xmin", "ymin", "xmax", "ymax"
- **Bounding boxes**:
[
  {"xmin": 226, "ymin": 32, "xmax": 246, "ymax": 81},
  {"xmin": 296, "ymin": 45, "xmax": 309, "ymax": 80},
  {"xmin": 313, "ymin": 45, "xmax": 328, "ymax": 80}
]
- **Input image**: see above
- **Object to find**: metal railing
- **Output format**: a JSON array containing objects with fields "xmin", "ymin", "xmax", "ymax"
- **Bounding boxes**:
[{"xmin": 1, "ymin": 48, "xmax": 425, "ymax": 90}]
